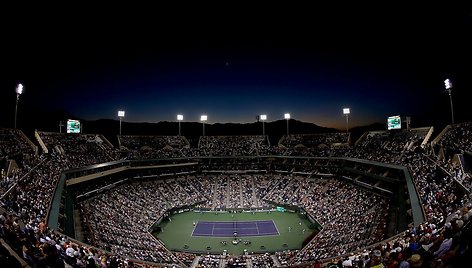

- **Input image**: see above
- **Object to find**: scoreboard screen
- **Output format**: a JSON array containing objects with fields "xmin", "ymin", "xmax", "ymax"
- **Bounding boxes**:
[
  {"xmin": 67, "ymin": 119, "xmax": 81, "ymax": 133},
  {"xmin": 387, "ymin": 115, "xmax": 401, "ymax": 130}
]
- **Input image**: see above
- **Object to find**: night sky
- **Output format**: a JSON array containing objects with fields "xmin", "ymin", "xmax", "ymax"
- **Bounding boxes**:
[{"xmin": 2, "ymin": 4, "xmax": 471, "ymax": 130}]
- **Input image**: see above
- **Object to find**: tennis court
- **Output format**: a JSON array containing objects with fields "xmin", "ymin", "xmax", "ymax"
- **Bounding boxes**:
[
  {"xmin": 192, "ymin": 220, "xmax": 279, "ymax": 237},
  {"xmin": 154, "ymin": 210, "xmax": 317, "ymax": 255}
]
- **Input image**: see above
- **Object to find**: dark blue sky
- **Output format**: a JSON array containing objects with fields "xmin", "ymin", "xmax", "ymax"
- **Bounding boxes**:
[{"xmin": 2, "ymin": 4, "xmax": 471, "ymax": 130}]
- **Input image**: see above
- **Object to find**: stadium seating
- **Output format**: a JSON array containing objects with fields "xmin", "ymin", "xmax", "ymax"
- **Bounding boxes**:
[{"xmin": 0, "ymin": 125, "xmax": 471, "ymax": 267}]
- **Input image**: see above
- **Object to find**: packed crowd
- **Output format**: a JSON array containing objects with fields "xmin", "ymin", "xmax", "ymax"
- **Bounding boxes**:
[
  {"xmin": 0, "ymin": 129, "xmax": 38, "ymax": 197},
  {"xmin": 81, "ymin": 181, "xmax": 178, "ymax": 264},
  {"xmin": 76, "ymin": 174, "xmax": 389, "ymax": 265},
  {"xmin": 119, "ymin": 135, "xmax": 190, "ymax": 159},
  {"xmin": 292, "ymin": 180, "xmax": 389, "ymax": 263},
  {"xmin": 38, "ymin": 132, "xmax": 118, "ymax": 167},
  {"xmin": 0, "ymin": 129, "xmax": 36, "ymax": 160},
  {"xmin": 198, "ymin": 136, "xmax": 269, "ymax": 156},
  {"xmin": 280, "ymin": 133, "xmax": 349, "ymax": 148},
  {"xmin": 436, "ymin": 122, "xmax": 472, "ymax": 154},
  {"xmin": 0, "ymin": 123, "xmax": 470, "ymax": 267}
]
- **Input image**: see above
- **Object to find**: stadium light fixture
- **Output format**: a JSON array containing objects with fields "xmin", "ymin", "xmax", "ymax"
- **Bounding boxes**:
[
  {"xmin": 444, "ymin": 79, "xmax": 454, "ymax": 124},
  {"xmin": 177, "ymin": 114, "xmax": 183, "ymax": 136},
  {"xmin": 284, "ymin": 113, "xmax": 290, "ymax": 136},
  {"xmin": 118, "ymin": 110, "xmax": 125, "ymax": 136},
  {"xmin": 14, "ymin": 83, "xmax": 24, "ymax": 129},
  {"xmin": 343, "ymin": 108, "xmax": 350, "ymax": 134},
  {"xmin": 200, "ymin": 115, "xmax": 208, "ymax": 136},
  {"xmin": 260, "ymin": 114, "xmax": 267, "ymax": 136}
]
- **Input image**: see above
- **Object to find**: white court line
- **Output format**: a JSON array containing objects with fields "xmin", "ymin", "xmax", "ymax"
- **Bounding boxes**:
[
  {"xmin": 190, "ymin": 221, "xmax": 199, "ymax": 237},
  {"xmin": 272, "ymin": 219, "xmax": 281, "ymax": 235}
]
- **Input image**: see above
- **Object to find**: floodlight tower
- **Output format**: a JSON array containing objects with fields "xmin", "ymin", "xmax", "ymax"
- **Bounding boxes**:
[
  {"xmin": 260, "ymin": 114, "xmax": 267, "ymax": 136},
  {"xmin": 200, "ymin": 115, "xmax": 208, "ymax": 136},
  {"xmin": 14, "ymin": 83, "xmax": 24, "ymax": 129},
  {"xmin": 444, "ymin": 79, "xmax": 454, "ymax": 124},
  {"xmin": 284, "ymin": 113, "xmax": 290, "ymax": 136},
  {"xmin": 118, "ymin": 110, "xmax": 125, "ymax": 136},
  {"xmin": 177, "ymin": 114, "xmax": 183, "ymax": 136},
  {"xmin": 343, "ymin": 108, "xmax": 350, "ymax": 134}
]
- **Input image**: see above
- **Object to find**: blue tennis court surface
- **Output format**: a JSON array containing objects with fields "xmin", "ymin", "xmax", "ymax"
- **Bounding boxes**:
[{"xmin": 192, "ymin": 220, "xmax": 279, "ymax": 237}]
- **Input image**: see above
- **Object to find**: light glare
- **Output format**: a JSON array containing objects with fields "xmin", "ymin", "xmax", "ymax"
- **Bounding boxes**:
[
  {"xmin": 177, "ymin": 114, "xmax": 183, "ymax": 121},
  {"xmin": 260, "ymin": 114, "xmax": 267, "ymax": 121},
  {"xmin": 118, "ymin": 111, "xmax": 125, "ymax": 117},
  {"xmin": 284, "ymin": 113, "xmax": 290, "ymax": 119},
  {"xmin": 16, "ymin": 84, "xmax": 24, "ymax": 95},
  {"xmin": 200, "ymin": 115, "xmax": 208, "ymax": 121},
  {"xmin": 343, "ymin": 108, "xmax": 350, "ymax": 115},
  {"xmin": 444, "ymin": 79, "xmax": 452, "ymax": 89}
]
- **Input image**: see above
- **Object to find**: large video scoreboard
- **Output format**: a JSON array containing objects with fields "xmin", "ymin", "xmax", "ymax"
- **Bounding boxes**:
[
  {"xmin": 67, "ymin": 119, "xmax": 81, "ymax": 133},
  {"xmin": 387, "ymin": 115, "xmax": 401, "ymax": 130}
]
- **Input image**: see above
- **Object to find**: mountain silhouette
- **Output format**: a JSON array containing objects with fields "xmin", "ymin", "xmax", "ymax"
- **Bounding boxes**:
[{"xmin": 9, "ymin": 108, "xmax": 389, "ymax": 148}]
